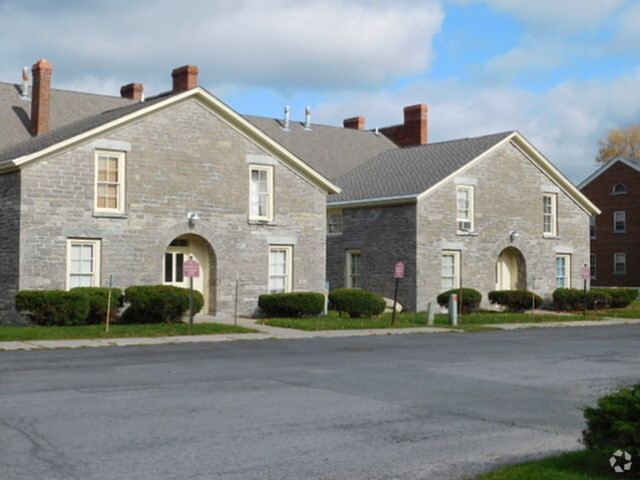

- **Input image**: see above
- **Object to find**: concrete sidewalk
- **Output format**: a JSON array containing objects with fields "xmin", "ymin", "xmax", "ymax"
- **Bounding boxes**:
[{"xmin": 2, "ymin": 314, "xmax": 640, "ymax": 351}]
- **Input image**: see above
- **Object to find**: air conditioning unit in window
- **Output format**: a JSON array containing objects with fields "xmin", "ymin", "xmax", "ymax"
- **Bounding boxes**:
[{"xmin": 458, "ymin": 221, "xmax": 472, "ymax": 231}]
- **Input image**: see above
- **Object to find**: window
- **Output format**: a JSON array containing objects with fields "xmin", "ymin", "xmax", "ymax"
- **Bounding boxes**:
[
  {"xmin": 590, "ymin": 253, "xmax": 596, "ymax": 279},
  {"xmin": 612, "ymin": 183, "xmax": 627, "ymax": 195},
  {"xmin": 456, "ymin": 186, "xmax": 474, "ymax": 232},
  {"xmin": 590, "ymin": 215, "xmax": 596, "ymax": 239},
  {"xmin": 543, "ymin": 194, "xmax": 557, "ymax": 236},
  {"xmin": 269, "ymin": 246, "xmax": 292, "ymax": 293},
  {"xmin": 614, "ymin": 211, "xmax": 626, "ymax": 232},
  {"xmin": 441, "ymin": 251, "xmax": 460, "ymax": 291},
  {"xmin": 555, "ymin": 254, "xmax": 570, "ymax": 288},
  {"xmin": 327, "ymin": 209, "xmax": 343, "ymax": 235},
  {"xmin": 95, "ymin": 151, "xmax": 125, "ymax": 212},
  {"xmin": 67, "ymin": 239, "xmax": 100, "ymax": 289},
  {"xmin": 346, "ymin": 250, "xmax": 362, "ymax": 288},
  {"xmin": 614, "ymin": 252, "xmax": 627, "ymax": 275},
  {"xmin": 250, "ymin": 165, "xmax": 274, "ymax": 221}
]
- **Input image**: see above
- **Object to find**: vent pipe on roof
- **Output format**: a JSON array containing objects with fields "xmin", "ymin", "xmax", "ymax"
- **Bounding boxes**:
[
  {"xmin": 304, "ymin": 106, "xmax": 312, "ymax": 130},
  {"xmin": 283, "ymin": 106, "xmax": 291, "ymax": 131},
  {"xmin": 20, "ymin": 66, "xmax": 30, "ymax": 100}
]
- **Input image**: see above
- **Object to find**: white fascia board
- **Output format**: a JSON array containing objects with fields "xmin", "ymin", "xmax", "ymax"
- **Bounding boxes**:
[{"xmin": 327, "ymin": 194, "xmax": 418, "ymax": 208}]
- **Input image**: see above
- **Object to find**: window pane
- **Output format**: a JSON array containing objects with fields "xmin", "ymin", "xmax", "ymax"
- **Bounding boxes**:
[
  {"xmin": 175, "ymin": 253, "xmax": 184, "ymax": 282},
  {"xmin": 164, "ymin": 253, "xmax": 173, "ymax": 282}
]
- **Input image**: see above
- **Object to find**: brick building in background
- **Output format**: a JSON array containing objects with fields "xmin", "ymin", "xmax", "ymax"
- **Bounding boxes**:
[{"xmin": 579, "ymin": 157, "xmax": 640, "ymax": 288}]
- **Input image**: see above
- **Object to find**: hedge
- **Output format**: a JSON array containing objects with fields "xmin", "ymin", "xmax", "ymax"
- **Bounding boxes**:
[
  {"xmin": 15, "ymin": 290, "xmax": 90, "ymax": 326},
  {"xmin": 583, "ymin": 383, "xmax": 640, "ymax": 475},
  {"xmin": 329, "ymin": 289, "xmax": 386, "ymax": 318},
  {"xmin": 258, "ymin": 292, "xmax": 325, "ymax": 317},
  {"xmin": 488, "ymin": 290, "xmax": 542, "ymax": 313},
  {"xmin": 436, "ymin": 288, "xmax": 482, "ymax": 314},
  {"xmin": 120, "ymin": 285, "xmax": 204, "ymax": 324},
  {"xmin": 70, "ymin": 287, "xmax": 124, "ymax": 324},
  {"xmin": 553, "ymin": 288, "xmax": 638, "ymax": 311}
]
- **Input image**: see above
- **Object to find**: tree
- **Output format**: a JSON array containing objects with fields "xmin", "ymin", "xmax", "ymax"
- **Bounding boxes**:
[{"xmin": 596, "ymin": 125, "xmax": 640, "ymax": 164}]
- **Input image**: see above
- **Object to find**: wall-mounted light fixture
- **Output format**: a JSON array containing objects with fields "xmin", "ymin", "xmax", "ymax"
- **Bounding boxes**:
[
  {"xmin": 509, "ymin": 230, "xmax": 519, "ymax": 242},
  {"xmin": 187, "ymin": 212, "xmax": 200, "ymax": 227}
]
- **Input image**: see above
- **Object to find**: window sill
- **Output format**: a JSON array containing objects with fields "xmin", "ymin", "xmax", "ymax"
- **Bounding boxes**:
[
  {"xmin": 613, "ymin": 230, "xmax": 627, "ymax": 234},
  {"xmin": 543, "ymin": 234, "xmax": 559, "ymax": 239},
  {"xmin": 248, "ymin": 219, "xmax": 276, "ymax": 226},
  {"xmin": 613, "ymin": 272, "xmax": 627, "ymax": 275},
  {"xmin": 456, "ymin": 231, "xmax": 478, "ymax": 236},
  {"xmin": 93, "ymin": 211, "xmax": 128, "ymax": 219},
  {"xmin": 327, "ymin": 232, "xmax": 343, "ymax": 237}
]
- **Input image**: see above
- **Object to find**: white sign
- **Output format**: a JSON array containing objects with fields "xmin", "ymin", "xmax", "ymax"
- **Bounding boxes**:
[
  {"xmin": 184, "ymin": 259, "xmax": 200, "ymax": 278},
  {"xmin": 394, "ymin": 261, "xmax": 405, "ymax": 279}
]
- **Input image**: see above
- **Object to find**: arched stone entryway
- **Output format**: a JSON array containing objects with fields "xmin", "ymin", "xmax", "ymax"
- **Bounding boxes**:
[
  {"xmin": 163, "ymin": 234, "xmax": 216, "ymax": 314},
  {"xmin": 496, "ymin": 247, "xmax": 526, "ymax": 290}
]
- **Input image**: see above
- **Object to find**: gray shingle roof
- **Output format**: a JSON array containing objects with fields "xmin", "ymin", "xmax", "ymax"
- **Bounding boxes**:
[
  {"xmin": 244, "ymin": 115, "xmax": 396, "ymax": 181},
  {"xmin": 328, "ymin": 131, "xmax": 515, "ymax": 203}
]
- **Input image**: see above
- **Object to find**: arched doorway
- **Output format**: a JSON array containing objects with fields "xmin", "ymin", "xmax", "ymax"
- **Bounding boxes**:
[
  {"xmin": 163, "ymin": 234, "xmax": 215, "ymax": 313},
  {"xmin": 496, "ymin": 247, "xmax": 526, "ymax": 290}
]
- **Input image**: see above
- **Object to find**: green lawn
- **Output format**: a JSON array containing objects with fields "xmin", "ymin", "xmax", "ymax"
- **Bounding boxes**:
[
  {"xmin": 0, "ymin": 323, "xmax": 258, "ymax": 342},
  {"xmin": 261, "ymin": 310, "xmax": 595, "ymax": 331},
  {"xmin": 471, "ymin": 450, "xmax": 615, "ymax": 480}
]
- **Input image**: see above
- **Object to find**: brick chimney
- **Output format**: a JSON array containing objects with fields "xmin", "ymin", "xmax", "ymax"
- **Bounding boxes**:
[
  {"xmin": 172, "ymin": 65, "xmax": 199, "ymax": 93},
  {"xmin": 120, "ymin": 82, "xmax": 144, "ymax": 100},
  {"xmin": 343, "ymin": 116, "xmax": 366, "ymax": 130},
  {"xmin": 31, "ymin": 59, "xmax": 54, "ymax": 136},
  {"xmin": 379, "ymin": 104, "xmax": 428, "ymax": 147}
]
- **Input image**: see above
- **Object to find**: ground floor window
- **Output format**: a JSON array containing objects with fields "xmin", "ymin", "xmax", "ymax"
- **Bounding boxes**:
[
  {"xmin": 441, "ymin": 251, "xmax": 460, "ymax": 291},
  {"xmin": 67, "ymin": 239, "xmax": 101, "ymax": 289},
  {"xmin": 614, "ymin": 252, "xmax": 627, "ymax": 275},
  {"xmin": 346, "ymin": 249, "xmax": 362, "ymax": 288},
  {"xmin": 269, "ymin": 246, "xmax": 293, "ymax": 293},
  {"xmin": 555, "ymin": 254, "xmax": 571, "ymax": 288}
]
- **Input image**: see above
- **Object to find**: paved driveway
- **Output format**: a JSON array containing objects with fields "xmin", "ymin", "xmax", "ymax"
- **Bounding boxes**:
[{"xmin": 1, "ymin": 325, "xmax": 638, "ymax": 479}]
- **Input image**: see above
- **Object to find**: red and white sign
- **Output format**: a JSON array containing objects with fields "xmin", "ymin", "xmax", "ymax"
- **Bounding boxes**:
[
  {"xmin": 582, "ymin": 265, "xmax": 591, "ymax": 280},
  {"xmin": 394, "ymin": 261, "xmax": 405, "ymax": 279},
  {"xmin": 184, "ymin": 259, "xmax": 200, "ymax": 278}
]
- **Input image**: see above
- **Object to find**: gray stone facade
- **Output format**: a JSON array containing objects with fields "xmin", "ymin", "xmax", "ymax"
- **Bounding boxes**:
[
  {"xmin": 1, "ymin": 99, "xmax": 329, "ymax": 324},
  {"xmin": 328, "ymin": 141, "xmax": 592, "ymax": 311}
]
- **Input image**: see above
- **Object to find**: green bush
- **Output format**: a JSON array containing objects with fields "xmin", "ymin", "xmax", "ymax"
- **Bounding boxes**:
[
  {"xmin": 258, "ymin": 292, "xmax": 325, "ymax": 317},
  {"xmin": 583, "ymin": 383, "xmax": 640, "ymax": 475},
  {"xmin": 594, "ymin": 288, "xmax": 639, "ymax": 308},
  {"xmin": 554, "ymin": 288, "xmax": 638, "ymax": 311},
  {"xmin": 329, "ymin": 289, "xmax": 386, "ymax": 318},
  {"xmin": 120, "ymin": 285, "xmax": 204, "ymax": 324},
  {"xmin": 15, "ymin": 289, "xmax": 90, "ymax": 326},
  {"xmin": 71, "ymin": 287, "xmax": 124, "ymax": 324},
  {"xmin": 488, "ymin": 290, "xmax": 542, "ymax": 313},
  {"xmin": 436, "ymin": 288, "xmax": 482, "ymax": 314}
]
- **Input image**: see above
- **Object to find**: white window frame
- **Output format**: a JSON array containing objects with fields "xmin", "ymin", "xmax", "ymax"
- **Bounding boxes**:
[
  {"xmin": 67, "ymin": 239, "xmax": 101, "ymax": 289},
  {"xmin": 555, "ymin": 254, "xmax": 571, "ymax": 288},
  {"xmin": 94, "ymin": 150, "xmax": 125, "ymax": 213},
  {"xmin": 268, "ymin": 245, "xmax": 292, "ymax": 294},
  {"xmin": 441, "ymin": 251, "xmax": 461, "ymax": 291},
  {"xmin": 456, "ymin": 185, "xmax": 474, "ymax": 232},
  {"xmin": 614, "ymin": 252, "xmax": 627, "ymax": 275},
  {"xmin": 543, "ymin": 193, "xmax": 557, "ymax": 237},
  {"xmin": 249, "ymin": 165, "xmax": 274, "ymax": 221},
  {"xmin": 345, "ymin": 249, "xmax": 362, "ymax": 289},
  {"xmin": 611, "ymin": 183, "xmax": 627, "ymax": 195},
  {"xmin": 613, "ymin": 211, "xmax": 626, "ymax": 233},
  {"xmin": 327, "ymin": 209, "xmax": 343, "ymax": 235}
]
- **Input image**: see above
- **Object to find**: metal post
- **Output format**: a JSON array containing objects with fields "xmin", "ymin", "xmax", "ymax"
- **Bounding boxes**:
[
  {"xmin": 427, "ymin": 301, "xmax": 435, "ymax": 326},
  {"xmin": 391, "ymin": 277, "xmax": 400, "ymax": 326},
  {"xmin": 234, "ymin": 278, "xmax": 239, "ymax": 326},
  {"xmin": 449, "ymin": 294, "xmax": 458, "ymax": 326},
  {"xmin": 189, "ymin": 276, "xmax": 194, "ymax": 329}
]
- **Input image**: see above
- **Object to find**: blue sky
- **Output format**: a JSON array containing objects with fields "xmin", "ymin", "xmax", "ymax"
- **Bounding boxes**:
[{"xmin": 1, "ymin": 0, "xmax": 639, "ymax": 183}]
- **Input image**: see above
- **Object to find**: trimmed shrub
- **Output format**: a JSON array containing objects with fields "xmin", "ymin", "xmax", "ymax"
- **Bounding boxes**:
[
  {"xmin": 258, "ymin": 292, "xmax": 325, "ymax": 317},
  {"xmin": 329, "ymin": 289, "xmax": 386, "ymax": 318},
  {"xmin": 15, "ymin": 289, "xmax": 90, "ymax": 326},
  {"xmin": 554, "ymin": 288, "xmax": 638, "ymax": 311},
  {"xmin": 120, "ymin": 285, "xmax": 204, "ymax": 324},
  {"xmin": 595, "ymin": 288, "xmax": 638, "ymax": 309},
  {"xmin": 583, "ymin": 383, "xmax": 640, "ymax": 475},
  {"xmin": 488, "ymin": 290, "xmax": 542, "ymax": 313},
  {"xmin": 71, "ymin": 287, "xmax": 124, "ymax": 325},
  {"xmin": 553, "ymin": 288, "xmax": 588, "ymax": 311},
  {"xmin": 436, "ymin": 288, "xmax": 482, "ymax": 314}
]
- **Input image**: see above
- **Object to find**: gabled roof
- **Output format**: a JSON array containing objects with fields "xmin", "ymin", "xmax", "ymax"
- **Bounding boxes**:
[
  {"xmin": 328, "ymin": 131, "xmax": 601, "ymax": 215},
  {"xmin": 0, "ymin": 86, "xmax": 340, "ymax": 194},
  {"xmin": 244, "ymin": 115, "xmax": 396, "ymax": 180},
  {"xmin": 578, "ymin": 155, "xmax": 640, "ymax": 189}
]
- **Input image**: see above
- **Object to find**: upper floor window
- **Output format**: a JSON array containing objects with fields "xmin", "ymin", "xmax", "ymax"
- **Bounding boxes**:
[
  {"xmin": 441, "ymin": 251, "xmax": 461, "ymax": 291},
  {"xmin": 613, "ymin": 211, "xmax": 626, "ymax": 233},
  {"xmin": 327, "ymin": 209, "xmax": 343, "ymax": 235},
  {"xmin": 543, "ymin": 193, "xmax": 557, "ymax": 237},
  {"xmin": 249, "ymin": 165, "xmax": 274, "ymax": 221},
  {"xmin": 67, "ymin": 239, "xmax": 101, "ymax": 289},
  {"xmin": 590, "ymin": 215, "xmax": 596, "ymax": 239},
  {"xmin": 95, "ymin": 151, "xmax": 125, "ymax": 213},
  {"xmin": 612, "ymin": 183, "xmax": 627, "ymax": 195},
  {"xmin": 456, "ymin": 186, "xmax": 474, "ymax": 232}
]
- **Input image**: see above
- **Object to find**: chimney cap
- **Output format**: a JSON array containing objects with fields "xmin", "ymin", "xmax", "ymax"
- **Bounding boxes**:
[{"xmin": 171, "ymin": 65, "xmax": 199, "ymax": 92}]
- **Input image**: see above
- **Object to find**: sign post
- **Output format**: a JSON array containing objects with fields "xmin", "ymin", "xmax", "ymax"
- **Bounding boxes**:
[
  {"xmin": 391, "ymin": 261, "xmax": 405, "ymax": 326},
  {"xmin": 183, "ymin": 258, "xmax": 200, "ymax": 329},
  {"xmin": 582, "ymin": 264, "xmax": 590, "ymax": 317}
]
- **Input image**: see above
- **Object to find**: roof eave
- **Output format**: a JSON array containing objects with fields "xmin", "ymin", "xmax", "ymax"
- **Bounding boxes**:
[{"xmin": 328, "ymin": 194, "xmax": 418, "ymax": 208}]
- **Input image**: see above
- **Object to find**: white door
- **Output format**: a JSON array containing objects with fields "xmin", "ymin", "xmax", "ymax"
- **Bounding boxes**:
[
  {"xmin": 496, "ymin": 249, "xmax": 518, "ymax": 290},
  {"xmin": 163, "ymin": 236, "xmax": 209, "ymax": 312}
]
